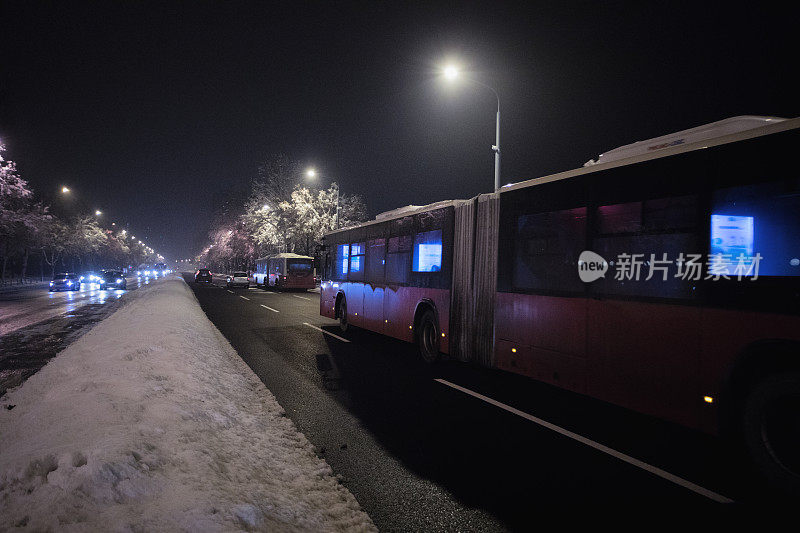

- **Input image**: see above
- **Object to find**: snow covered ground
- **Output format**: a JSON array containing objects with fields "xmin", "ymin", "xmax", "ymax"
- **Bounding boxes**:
[{"xmin": 0, "ymin": 278, "xmax": 375, "ymax": 532}]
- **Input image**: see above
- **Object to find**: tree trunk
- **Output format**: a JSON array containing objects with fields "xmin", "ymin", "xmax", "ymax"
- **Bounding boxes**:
[{"xmin": 21, "ymin": 247, "xmax": 30, "ymax": 283}]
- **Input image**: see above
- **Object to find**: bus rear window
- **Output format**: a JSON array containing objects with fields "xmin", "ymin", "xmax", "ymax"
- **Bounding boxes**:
[{"xmin": 287, "ymin": 259, "xmax": 313, "ymax": 274}]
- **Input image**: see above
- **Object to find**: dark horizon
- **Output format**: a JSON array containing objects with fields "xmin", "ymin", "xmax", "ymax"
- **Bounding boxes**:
[{"xmin": 2, "ymin": 1, "xmax": 797, "ymax": 260}]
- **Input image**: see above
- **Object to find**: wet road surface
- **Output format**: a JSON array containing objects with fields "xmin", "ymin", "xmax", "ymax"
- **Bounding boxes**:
[
  {"xmin": 184, "ymin": 273, "xmax": 788, "ymax": 531},
  {"xmin": 0, "ymin": 275, "xmax": 160, "ymax": 396}
]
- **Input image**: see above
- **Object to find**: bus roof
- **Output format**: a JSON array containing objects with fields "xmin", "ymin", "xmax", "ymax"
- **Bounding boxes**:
[
  {"xmin": 255, "ymin": 253, "xmax": 314, "ymax": 262},
  {"xmin": 324, "ymin": 199, "xmax": 467, "ymax": 237},
  {"xmin": 324, "ymin": 115, "xmax": 799, "ymax": 238},
  {"xmin": 500, "ymin": 115, "xmax": 800, "ymax": 195}
]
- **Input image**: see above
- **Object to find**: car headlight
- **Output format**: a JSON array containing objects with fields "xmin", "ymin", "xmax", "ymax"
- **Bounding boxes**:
[
  {"xmin": 49, "ymin": 281, "xmax": 54, "ymax": 286},
  {"xmin": 116, "ymin": 278, "xmax": 122, "ymax": 283},
  {"xmin": 99, "ymin": 279, "xmax": 105, "ymax": 283},
  {"xmin": 66, "ymin": 281, "xmax": 73, "ymax": 286},
  {"xmin": 80, "ymin": 276, "xmax": 85, "ymax": 280}
]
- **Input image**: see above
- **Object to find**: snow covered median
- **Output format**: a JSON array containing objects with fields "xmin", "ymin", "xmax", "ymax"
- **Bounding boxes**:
[{"xmin": 0, "ymin": 278, "xmax": 375, "ymax": 532}]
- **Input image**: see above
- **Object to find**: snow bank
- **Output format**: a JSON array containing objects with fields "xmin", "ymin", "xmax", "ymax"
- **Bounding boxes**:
[{"xmin": 0, "ymin": 278, "xmax": 375, "ymax": 532}]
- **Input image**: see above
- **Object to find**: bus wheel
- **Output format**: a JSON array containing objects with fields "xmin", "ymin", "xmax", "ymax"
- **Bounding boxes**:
[
  {"xmin": 337, "ymin": 297, "xmax": 348, "ymax": 332},
  {"xmin": 416, "ymin": 309, "xmax": 440, "ymax": 364},
  {"xmin": 743, "ymin": 372, "xmax": 800, "ymax": 493}
]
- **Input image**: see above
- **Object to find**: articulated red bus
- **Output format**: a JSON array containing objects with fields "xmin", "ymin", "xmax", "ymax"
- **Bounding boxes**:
[
  {"xmin": 320, "ymin": 116, "xmax": 800, "ymax": 490},
  {"xmin": 252, "ymin": 253, "xmax": 316, "ymax": 290}
]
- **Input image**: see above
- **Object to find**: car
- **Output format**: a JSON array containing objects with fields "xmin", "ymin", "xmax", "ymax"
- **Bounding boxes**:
[
  {"xmin": 154, "ymin": 262, "xmax": 168, "ymax": 275},
  {"xmin": 99, "ymin": 270, "xmax": 127, "ymax": 290},
  {"xmin": 80, "ymin": 270, "xmax": 101, "ymax": 284},
  {"xmin": 195, "ymin": 268, "xmax": 212, "ymax": 283},
  {"xmin": 136, "ymin": 263, "xmax": 154, "ymax": 276},
  {"xmin": 49, "ymin": 273, "xmax": 81, "ymax": 292},
  {"xmin": 226, "ymin": 271, "xmax": 249, "ymax": 288}
]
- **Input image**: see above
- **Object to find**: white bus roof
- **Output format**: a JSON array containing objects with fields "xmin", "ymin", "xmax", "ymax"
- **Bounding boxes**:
[
  {"xmin": 255, "ymin": 253, "xmax": 314, "ymax": 261},
  {"xmin": 325, "ymin": 199, "xmax": 467, "ymax": 237},
  {"xmin": 584, "ymin": 115, "xmax": 787, "ymax": 166},
  {"xmin": 324, "ymin": 115, "xmax": 798, "ymax": 238},
  {"xmin": 501, "ymin": 115, "xmax": 799, "ymax": 194}
]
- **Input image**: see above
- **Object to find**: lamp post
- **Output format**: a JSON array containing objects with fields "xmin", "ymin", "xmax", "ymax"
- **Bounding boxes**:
[
  {"xmin": 443, "ymin": 64, "xmax": 501, "ymax": 192},
  {"xmin": 305, "ymin": 168, "xmax": 340, "ymax": 229}
]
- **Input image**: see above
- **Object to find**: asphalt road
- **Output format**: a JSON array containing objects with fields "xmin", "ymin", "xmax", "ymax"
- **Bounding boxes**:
[
  {"xmin": 0, "ymin": 274, "xmax": 159, "ymax": 396},
  {"xmin": 184, "ymin": 273, "xmax": 792, "ymax": 529}
]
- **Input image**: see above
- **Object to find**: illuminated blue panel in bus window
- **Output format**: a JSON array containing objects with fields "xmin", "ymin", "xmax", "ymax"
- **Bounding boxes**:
[
  {"xmin": 710, "ymin": 214, "xmax": 754, "ymax": 275},
  {"xmin": 350, "ymin": 255, "xmax": 362, "ymax": 272},
  {"xmin": 339, "ymin": 244, "xmax": 349, "ymax": 275},
  {"xmin": 412, "ymin": 230, "xmax": 443, "ymax": 272}
]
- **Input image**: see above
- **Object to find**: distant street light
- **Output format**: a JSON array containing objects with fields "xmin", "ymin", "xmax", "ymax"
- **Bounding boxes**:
[
  {"xmin": 306, "ymin": 167, "xmax": 340, "ymax": 229},
  {"xmin": 95, "ymin": 210, "xmax": 102, "ymax": 216},
  {"xmin": 61, "ymin": 186, "xmax": 71, "ymax": 194},
  {"xmin": 442, "ymin": 63, "xmax": 502, "ymax": 192}
]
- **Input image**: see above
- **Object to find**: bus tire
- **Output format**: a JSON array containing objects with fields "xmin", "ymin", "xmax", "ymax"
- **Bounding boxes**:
[
  {"xmin": 742, "ymin": 372, "xmax": 800, "ymax": 493},
  {"xmin": 337, "ymin": 296, "xmax": 348, "ymax": 333},
  {"xmin": 416, "ymin": 309, "xmax": 441, "ymax": 364}
]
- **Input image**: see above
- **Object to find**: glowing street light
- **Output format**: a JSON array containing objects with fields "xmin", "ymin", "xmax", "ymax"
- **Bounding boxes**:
[
  {"xmin": 442, "ymin": 62, "xmax": 502, "ymax": 192},
  {"xmin": 95, "ymin": 210, "xmax": 102, "ymax": 216},
  {"xmin": 61, "ymin": 186, "xmax": 71, "ymax": 194}
]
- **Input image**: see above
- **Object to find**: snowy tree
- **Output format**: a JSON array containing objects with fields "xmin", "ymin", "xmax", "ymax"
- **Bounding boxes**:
[
  {"xmin": 40, "ymin": 217, "xmax": 70, "ymax": 277},
  {"xmin": 0, "ymin": 142, "xmax": 35, "ymax": 282}
]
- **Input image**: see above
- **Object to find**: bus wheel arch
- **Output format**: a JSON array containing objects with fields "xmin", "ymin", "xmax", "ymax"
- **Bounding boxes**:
[
  {"xmin": 414, "ymin": 300, "xmax": 440, "ymax": 364},
  {"xmin": 727, "ymin": 340, "xmax": 800, "ymax": 492}
]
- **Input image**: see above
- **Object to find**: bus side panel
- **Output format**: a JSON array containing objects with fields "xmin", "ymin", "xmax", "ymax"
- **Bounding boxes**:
[
  {"xmin": 346, "ymin": 282, "xmax": 364, "ymax": 326},
  {"xmin": 494, "ymin": 292, "xmax": 587, "ymax": 394},
  {"xmin": 320, "ymin": 283, "xmax": 337, "ymax": 319},
  {"xmin": 383, "ymin": 286, "xmax": 451, "ymax": 353},
  {"xmin": 586, "ymin": 299, "xmax": 701, "ymax": 431},
  {"xmin": 698, "ymin": 308, "xmax": 800, "ymax": 434},
  {"xmin": 363, "ymin": 283, "xmax": 386, "ymax": 333}
]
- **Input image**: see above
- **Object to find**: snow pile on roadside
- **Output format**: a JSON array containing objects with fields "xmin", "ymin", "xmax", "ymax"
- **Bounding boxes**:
[{"xmin": 0, "ymin": 278, "xmax": 376, "ymax": 532}]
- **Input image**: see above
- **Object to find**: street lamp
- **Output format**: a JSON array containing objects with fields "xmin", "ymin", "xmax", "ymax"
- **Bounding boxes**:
[
  {"xmin": 95, "ymin": 210, "xmax": 102, "ymax": 216},
  {"xmin": 442, "ymin": 64, "xmax": 502, "ymax": 192},
  {"xmin": 61, "ymin": 186, "xmax": 71, "ymax": 194},
  {"xmin": 305, "ymin": 167, "xmax": 340, "ymax": 229}
]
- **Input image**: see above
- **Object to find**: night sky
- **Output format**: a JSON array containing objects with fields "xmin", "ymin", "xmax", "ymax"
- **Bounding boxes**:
[{"xmin": 1, "ymin": 1, "xmax": 797, "ymax": 260}]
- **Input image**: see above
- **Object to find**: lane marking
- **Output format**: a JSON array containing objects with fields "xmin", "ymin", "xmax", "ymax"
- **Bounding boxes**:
[
  {"xmin": 240, "ymin": 296, "xmax": 250, "ymax": 301},
  {"xmin": 227, "ymin": 290, "xmax": 234, "ymax": 294},
  {"xmin": 260, "ymin": 304, "xmax": 279, "ymax": 313},
  {"xmin": 433, "ymin": 378, "xmax": 734, "ymax": 504},
  {"xmin": 293, "ymin": 295, "xmax": 312, "ymax": 301},
  {"xmin": 303, "ymin": 322, "xmax": 350, "ymax": 343}
]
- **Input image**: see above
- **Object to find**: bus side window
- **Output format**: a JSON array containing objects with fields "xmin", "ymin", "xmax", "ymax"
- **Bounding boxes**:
[
  {"xmin": 412, "ymin": 230, "xmax": 443, "ymax": 272},
  {"xmin": 334, "ymin": 243, "xmax": 349, "ymax": 280},
  {"xmin": 512, "ymin": 207, "xmax": 586, "ymax": 293},
  {"xmin": 591, "ymin": 194, "xmax": 699, "ymax": 299},
  {"xmin": 367, "ymin": 239, "xmax": 386, "ymax": 284},
  {"xmin": 349, "ymin": 242, "xmax": 365, "ymax": 281},
  {"xmin": 710, "ymin": 180, "xmax": 800, "ymax": 277},
  {"xmin": 386, "ymin": 235, "xmax": 412, "ymax": 284}
]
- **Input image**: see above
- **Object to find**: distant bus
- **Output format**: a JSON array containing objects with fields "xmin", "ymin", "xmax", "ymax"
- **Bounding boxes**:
[
  {"xmin": 253, "ymin": 253, "xmax": 316, "ymax": 290},
  {"xmin": 320, "ymin": 116, "xmax": 800, "ymax": 490}
]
